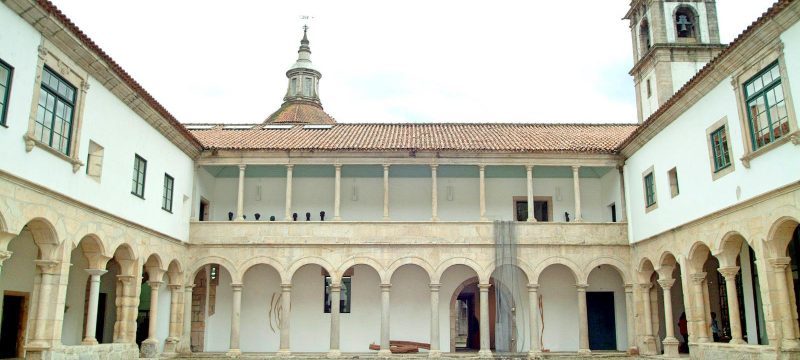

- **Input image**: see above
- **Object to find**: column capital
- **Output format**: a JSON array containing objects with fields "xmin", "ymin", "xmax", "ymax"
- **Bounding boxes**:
[
  {"xmin": 769, "ymin": 257, "xmax": 791, "ymax": 269},
  {"xmin": 285, "ymin": 164, "xmax": 294, "ymax": 170},
  {"xmin": 575, "ymin": 283, "xmax": 589, "ymax": 291},
  {"xmin": 184, "ymin": 284, "xmax": 196, "ymax": 292},
  {"xmin": 572, "ymin": 165, "xmax": 581, "ymax": 172},
  {"xmin": 117, "ymin": 274, "xmax": 137, "ymax": 283},
  {"xmin": 330, "ymin": 283, "xmax": 342, "ymax": 292},
  {"xmin": 477, "ymin": 283, "xmax": 492, "ymax": 291},
  {"xmin": 231, "ymin": 283, "xmax": 244, "ymax": 291},
  {"xmin": 380, "ymin": 283, "xmax": 392, "ymax": 291},
  {"xmin": 383, "ymin": 163, "xmax": 390, "ymax": 170},
  {"xmin": 690, "ymin": 272, "xmax": 707, "ymax": 284},
  {"xmin": 527, "ymin": 283, "xmax": 540, "ymax": 291},
  {"xmin": 148, "ymin": 280, "xmax": 164, "ymax": 289},
  {"xmin": 85, "ymin": 268, "xmax": 108, "ymax": 277},
  {"xmin": 0, "ymin": 250, "xmax": 12, "ymax": 262},
  {"xmin": 526, "ymin": 164, "xmax": 534, "ymax": 171},
  {"xmin": 430, "ymin": 164, "xmax": 438, "ymax": 170},
  {"xmin": 34, "ymin": 259, "xmax": 61, "ymax": 274},
  {"xmin": 238, "ymin": 164, "xmax": 247, "ymax": 171},
  {"xmin": 281, "ymin": 283, "xmax": 292, "ymax": 291},
  {"xmin": 624, "ymin": 284, "xmax": 634, "ymax": 293},
  {"xmin": 429, "ymin": 283, "xmax": 441, "ymax": 291},
  {"xmin": 638, "ymin": 283, "xmax": 652, "ymax": 291},
  {"xmin": 657, "ymin": 278, "xmax": 676, "ymax": 289},
  {"xmin": 478, "ymin": 164, "xmax": 486, "ymax": 171},
  {"xmin": 334, "ymin": 163, "xmax": 342, "ymax": 170},
  {"xmin": 168, "ymin": 284, "xmax": 182, "ymax": 291},
  {"xmin": 718, "ymin": 266, "xmax": 740, "ymax": 279}
]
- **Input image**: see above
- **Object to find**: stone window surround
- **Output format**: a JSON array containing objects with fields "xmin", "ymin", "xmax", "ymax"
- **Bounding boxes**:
[
  {"xmin": 24, "ymin": 42, "xmax": 89, "ymax": 173},
  {"xmin": 705, "ymin": 116, "xmax": 735, "ymax": 181},
  {"xmin": 667, "ymin": 167, "xmax": 679, "ymax": 198},
  {"xmin": 511, "ymin": 195, "xmax": 554, "ymax": 222},
  {"xmin": 642, "ymin": 165, "xmax": 658, "ymax": 213},
  {"xmin": 731, "ymin": 41, "xmax": 799, "ymax": 169}
]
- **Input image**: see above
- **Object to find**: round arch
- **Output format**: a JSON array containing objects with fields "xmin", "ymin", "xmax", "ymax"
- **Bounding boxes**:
[
  {"xmin": 337, "ymin": 256, "xmax": 385, "ymax": 283},
  {"xmin": 188, "ymin": 256, "xmax": 239, "ymax": 284},
  {"xmin": 166, "ymin": 259, "xmax": 183, "ymax": 285},
  {"xmin": 287, "ymin": 256, "xmax": 336, "ymax": 283},
  {"xmin": 581, "ymin": 256, "xmax": 630, "ymax": 284},
  {"xmin": 765, "ymin": 215, "xmax": 800, "ymax": 257},
  {"xmin": 484, "ymin": 258, "xmax": 534, "ymax": 285},
  {"xmin": 531, "ymin": 256, "xmax": 582, "ymax": 284},
  {"xmin": 386, "ymin": 256, "xmax": 434, "ymax": 284},
  {"xmin": 238, "ymin": 256, "xmax": 286, "ymax": 284},
  {"xmin": 433, "ymin": 257, "xmax": 484, "ymax": 284}
]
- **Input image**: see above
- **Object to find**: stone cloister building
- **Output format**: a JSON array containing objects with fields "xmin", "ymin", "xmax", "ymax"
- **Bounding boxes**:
[{"xmin": 0, "ymin": 0, "xmax": 799, "ymax": 359}]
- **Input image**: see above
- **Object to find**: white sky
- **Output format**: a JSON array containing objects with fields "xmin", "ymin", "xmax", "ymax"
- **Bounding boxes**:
[{"xmin": 49, "ymin": 0, "xmax": 777, "ymax": 124}]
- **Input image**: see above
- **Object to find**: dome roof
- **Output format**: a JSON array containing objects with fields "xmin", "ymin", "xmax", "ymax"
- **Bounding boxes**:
[{"xmin": 263, "ymin": 101, "xmax": 336, "ymax": 125}]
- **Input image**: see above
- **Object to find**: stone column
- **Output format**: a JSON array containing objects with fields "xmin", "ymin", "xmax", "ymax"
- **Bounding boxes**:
[
  {"xmin": 527, "ymin": 284, "xmax": 541, "ymax": 357},
  {"xmin": 624, "ymin": 285, "xmax": 637, "ymax": 354},
  {"xmin": 689, "ymin": 272, "xmax": 710, "ymax": 342},
  {"xmin": 526, "ymin": 165, "xmax": 536, "ymax": 222},
  {"xmin": 82, "ymin": 269, "xmax": 107, "ymax": 345},
  {"xmin": 572, "ymin": 165, "xmax": 583, "ymax": 222},
  {"xmin": 141, "ymin": 280, "xmax": 164, "ymax": 357},
  {"xmin": 334, "ymin": 164, "xmax": 342, "ymax": 221},
  {"xmin": 379, "ymin": 284, "xmax": 392, "ymax": 357},
  {"xmin": 478, "ymin": 165, "xmax": 487, "ymax": 221},
  {"xmin": 640, "ymin": 284, "xmax": 656, "ymax": 352},
  {"xmin": 429, "ymin": 283, "xmax": 441, "ymax": 357},
  {"xmin": 718, "ymin": 266, "xmax": 745, "ymax": 344},
  {"xmin": 478, "ymin": 283, "xmax": 492, "ymax": 358},
  {"xmin": 279, "ymin": 284, "xmax": 292, "ymax": 355},
  {"xmin": 577, "ymin": 284, "xmax": 591, "ymax": 354},
  {"xmin": 769, "ymin": 257, "xmax": 800, "ymax": 349},
  {"xmin": 284, "ymin": 165, "xmax": 294, "ymax": 221},
  {"xmin": 228, "ymin": 283, "xmax": 243, "ymax": 355},
  {"xmin": 180, "ymin": 285, "xmax": 194, "ymax": 354},
  {"xmin": 431, "ymin": 165, "xmax": 439, "ymax": 221},
  {"xmin": 383, "ymin": 164, "xmax": 390, "ymax": 220},
  {"xmin": 28, "ymin": 260, "xmax": 60, "ymax": 349},
  {"xmin": 115, "ymin": 274, "xmax": 138, "ymax": 343},
  {"xmin": 617, "ymin": 166, "xmax": 627, "ymax": 222},
  {"xmin": 658, "ymin": 278, "xmax": 679, "ymax": 357},
  {"xmin": 329, "ymin": 283, "xmax": 342, "ymax": 358},
  {"xmin": 164, "ymin": 284, "xmax": 182, "ymax": 353},
  {"xmin": 0, "ymin": 250, "xmax": 12, "ymax": 278},
  {"xmin": 236, "ymin": 164, "xmax": 246, "ymax": 221}
]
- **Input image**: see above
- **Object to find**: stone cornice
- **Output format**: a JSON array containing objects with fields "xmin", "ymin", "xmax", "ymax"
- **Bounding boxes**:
[{"xmin": 5, "ymin": 0, "xmax": 202, "ymax": 158}]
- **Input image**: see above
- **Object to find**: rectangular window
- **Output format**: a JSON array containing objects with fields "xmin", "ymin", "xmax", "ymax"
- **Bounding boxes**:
[
  {"xmin": 644, "ymin": 172, "xmax": 656, "ymax": 208},
  {"xmin": 744, "ymin": 62, "xmax": 788, "ymax": 150},
  {"xmin": 303, "ymin": 77, "xmax": 312, "ymax": 97},
  {"xmin": 710, "ymin": 126, "xmax": 732, "ymax": 171},
  {"xmin": 0, "ymin": 59, "xmax": 13, "ymax": 126},
  {"xmin": 131, "ymin": 155, "xmax": 147, "ymax": 198},
  {"xmin": 668, "ymin": 168, "xmax": 680, "ymax": 198},
  {"xmin": 34, "ymin": 67, "xmax": 76, "ymax": 155},
  {"xmin": 324, "ymin": 276, "xmax": 351, "ymax": 313},
  {"xmin": 162, "ymin": 174, "xmax": 174, "ymax": 212},
  {"xmin": 646, "ymin": 79, "xmax": 652, "ymax": 99}
]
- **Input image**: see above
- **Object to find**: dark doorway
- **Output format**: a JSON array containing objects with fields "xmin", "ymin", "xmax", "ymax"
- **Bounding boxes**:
[
  {"xmin": 199, "ymin": 198, "xmax": 210, "ymax": 221},
  {"xmin": 788, "ymin": 226, "xmax": 800, "ymax": 336},
  {"xmin": 96, "ymin": 293, "xmax": 107, "ymax": 343},
  {"xmin": 610, "ymin": 203, "xmax": 617, "ymax": 222},
  {"xmin": 587, "ymin": 292, "xmax": 617, "ymax": 350},
  {"xmin": 0, "ymin": 294, "xmax": 27, "ymax": 358},
  {"xmin": 515, "ymin": 200, "xmax": 549, "ymax": 222}
]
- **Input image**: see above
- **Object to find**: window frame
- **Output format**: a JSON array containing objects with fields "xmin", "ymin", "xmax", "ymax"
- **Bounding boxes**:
[
  {"xmin": 24, "ymin": 43, "xmax": 89, "ymax": 173},
  {"xmin": 732, "ymin": 42, "xmax": 799, "ymax": 168},
  {"xmin": 642, "ymin": 166, "xmax": 658, "ymax": 212},
  {"xmin": 743, "ymin": 62, "xmax": 789, "ymax": 151},
  {"xmin": 162, "ymin": 173, "xmax": 174, "ymax": 213},
  {"xmin": 705, "ymin": 117, "xmax": 736, "ymax": 180},
  {"xmin": 131, "ymin": 154, "xmax": 147, "ymax": 199},
  {"xmin": 0, "ymin": 58, "xmax": 13, "ymax": 127},
  {"xmin": 34, "ymin": 66, "xmax": 77, "ymax": 156},
  {"xmin": 667, "ymin": 167, "xmax": 680, "ymax": 198}
]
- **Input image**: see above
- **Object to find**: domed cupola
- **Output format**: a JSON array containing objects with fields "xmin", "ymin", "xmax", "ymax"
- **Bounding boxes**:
[{"xmin": 264, "ymin": 26, "xmax": 336, "ymax": 125}]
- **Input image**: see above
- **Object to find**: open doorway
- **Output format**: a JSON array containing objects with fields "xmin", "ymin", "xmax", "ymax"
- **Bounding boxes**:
[
  {"xmin": 199, "ymin": 197, "xmax": 210, "ymax": 221},
  {"xmin": 0, "ymin": 292, "xmax": 28, "ymax": 358},
  {"xmin": 451, "ymin": 278, "xmax": 517, "ymax": 352}
]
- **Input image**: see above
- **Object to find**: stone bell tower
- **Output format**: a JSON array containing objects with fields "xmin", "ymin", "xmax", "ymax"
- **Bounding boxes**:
[{"xmin": 625, "ymin": 0, "xmax": 726, "ymax": 123}]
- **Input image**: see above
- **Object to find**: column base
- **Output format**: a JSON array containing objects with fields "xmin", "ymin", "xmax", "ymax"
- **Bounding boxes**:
[
  {"xmin": 527, "ymin": 350, "xmax": 543, "ymax": 359},
  {"xmin": 225, "ymin": 348, "xmax": 241, "ymax": 357},
  {"xmin": 641, "ymin": 335, "xmax": 657, "ymax": 355},
  {"xmin": 81, "ymin": 338, "xmax": 98, "ymax": 345},
  {"xmin": 25, "ymin": 341, "xmax": 51, "ymax": 351},
  {"xmin": 327, "ymin": 349, "xmax": 341, "ymax": 358},
  {"xmin": 428, "ymin": 350, "xmax": 442, "ymax": 358},
  {"xmin": 663, "ymin": 337, "xmax": 680, "ymax": 357},
  {"xmin": 140, "ymin": 339, "xmax": 159, "ymax": 358},
  {"xmin": 383, "ymin": 216, "xmax": 391, "ymax": 221},
  {"xmin": 163, "ymin": 337, "xmax": 179, "ymax": 354},
  {"xmin": 377, "ymin": 349, "xmax": 392, "ymax": 358},
  {"xmin": 478, "ymin": 349, "xmax": 493, "ymax": 359},
  {"xmin": 333, "ymin": 216, "xmax": 341, "ymax": 221},
  {"xmin": 729, "ymin": 338, "xmax": 746, "ymax": 345},
  {"xmin": 577, "ymin": 348, "xmax": 591, "ymax": 355},
  {"xmin": 626, "ymin": 346, "xmax": 639, "ymax": 356},
  {"xmin": 276, "ymin": 349, "xmax": 292, "ymax": 357}
]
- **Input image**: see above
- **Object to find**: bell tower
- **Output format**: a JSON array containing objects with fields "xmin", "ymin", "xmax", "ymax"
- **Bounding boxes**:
[{"xmin": 625, "ymin": 0, "xmax": 726, "ymax": 122}]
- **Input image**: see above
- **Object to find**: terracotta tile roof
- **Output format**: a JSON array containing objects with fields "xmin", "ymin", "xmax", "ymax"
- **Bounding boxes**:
[
  {"xmin": 189, "ymin": 123, "xmax": 638, "ymax": 154},
  {"xmin": 620, "ymin": 0, "xmax": 795, "ymax": 151},
  {"xmin": 264, "ymin": 102, "xmax": 336, "ymax": 125}
]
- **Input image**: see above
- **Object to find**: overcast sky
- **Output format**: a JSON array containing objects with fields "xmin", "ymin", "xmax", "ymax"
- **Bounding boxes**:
[{"xmin": 49, "ymin": 1, "xmax": 777, "ymax": 124}]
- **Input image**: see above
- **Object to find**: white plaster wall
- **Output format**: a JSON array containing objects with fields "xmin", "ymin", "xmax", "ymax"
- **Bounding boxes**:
[
  {"xmin": 61, "ymin": 248, "xmax": 90, "ymax": 345},
  {"xmin": 587, "ymin": 266, "xmax": 628, "ymax": 351},
  {"xmin": 340, "ymin": 265, "xmax": 381, "ymax": 352},
  {"xmin": 600, "ymin": 170, "xmax": 624, "ymax": 222},
  {"xmin": 203, "ymin": 174, "xmax": 616, "ymax": 223},
  {"xmin": 625, "ymin": 23, "xmax": 800, "ymax": 243},
  {"xmin": 538, "ymin": 265, "xmax": 579, "ymax": 352},
  {"xmin": 0, "ymin": 232, "xmax": 37, "ymax": 341},
  {"xmin": 240, "ymin": 265, "xmax": 282, "ymax": 352},
  {"xmin": 663, "ymin": 2, "xmax": 710, "ymax": 43},
  {"xmin": 671, "ymin": 62, "xmax": 709, "ymax": 94},
  {"xmin": 205, "ymin": 268, "xmax": 233, "ymax": 352},
  {"xmin": 290, "ymin": 265, "xmax": 330, "ymax": 352},
  {"xmin": 389, "ymin": 266, "xmax": 431, "ymax": 344},
  {"xmin": 0, "ymin": 2, "xmax": 194, "ymax": 241}
]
